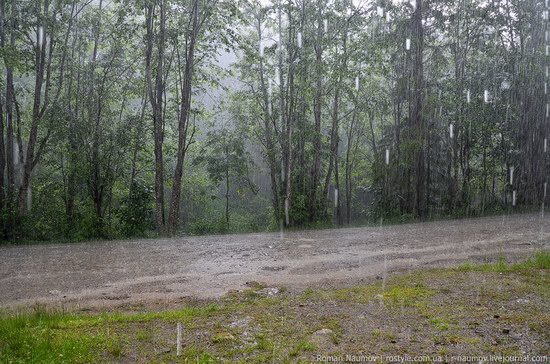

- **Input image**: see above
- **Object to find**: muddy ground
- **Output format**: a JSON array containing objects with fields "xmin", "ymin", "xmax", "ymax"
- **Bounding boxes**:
[{"xmin": 0, "ymin": 212, "xmax": 549, "ymax": 309}]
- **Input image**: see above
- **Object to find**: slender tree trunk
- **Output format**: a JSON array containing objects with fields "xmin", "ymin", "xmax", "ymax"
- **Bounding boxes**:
[
  {"xmin": 0, "ymin": 0, "xmax": 7, "ymax": 213},
  {"xmin": 5, "ymin": 0, "xmax": 16, "ymax": 207},
  {"xmin": 310, "ymin": 3, "xmax": 323, "ymax": 222},
  {"xmin": 18, "ymin": 0, "xmax": 49, "ymax": 213},
  {"xmin": 145, "ymin": 1, "xmax": 166, "ymax": 232},
  {"xmin": 167, "ymin": 0, "xmax": 200, "ymax": 234},
  {"xmin": 411, "ymin": 0, "xmax": 426, "ymax": 218}
]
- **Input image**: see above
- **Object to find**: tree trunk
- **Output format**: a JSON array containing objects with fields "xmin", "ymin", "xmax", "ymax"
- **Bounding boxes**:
[
  {"xmin": 145, "ymin": 0, "xmax": 166, "ymax": 232},
  {"xmin": 167, "ymin": 0, "xmax": 200, "ymax": 234}
]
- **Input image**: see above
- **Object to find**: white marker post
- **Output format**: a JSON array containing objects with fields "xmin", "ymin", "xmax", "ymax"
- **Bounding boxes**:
[
  {"xmin": 297, "ymin": 32, "xmax": 302, "ymax": 48},
  {"xmin": 449, "ymin": 123, "xmax": 454, "ymax": 139},
  {"xmin": 385, "ymin": 149, "xmax": 390, "ymax": 165},
  {"xmin": 484, "ymin": 90, "xmax": 490, "ymax": 103},
  {"xmin": 512, "ymin": 190, "xmax": 517, "ymax": 206},
  {"xmin": 324, "ymin": 19, "xmax": 328, "ymax": 33},
  {"xmin": 176, "ymin": 323, "xmax": 182, "ymax": 356},
  {"xmin": 405, "ymin": 38, "xmax": 411, "ymax": 51},
  {"xmin": 466, "ymin": 89, "xmax": 471, "ymax": 104},
  {"xmin": 510, "ymin": 166, "xmax": 514, "ymax": 185},
  {"xmin": 355, "ymin": 76, "xmax": 359, "ymax": 91}
]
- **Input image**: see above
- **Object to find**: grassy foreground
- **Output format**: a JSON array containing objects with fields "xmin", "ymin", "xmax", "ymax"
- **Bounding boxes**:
[{"xmin": 1, "ymin": 252, "xmax": 549, "ymax": 363}]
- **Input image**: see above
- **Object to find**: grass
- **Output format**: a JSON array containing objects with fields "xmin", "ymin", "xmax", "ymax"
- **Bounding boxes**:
[
  {"xmin": 456, "ymin": 250, "xmax": 550, "ymax": 272},
  {"xmin": 1, "ymin": 251, "xmax": 549, "ymax": 363}
]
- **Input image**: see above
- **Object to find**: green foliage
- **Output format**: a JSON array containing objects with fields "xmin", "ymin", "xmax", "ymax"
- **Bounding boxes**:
[{"xmin": 119, "ymin": 180, "xmax": 154, "ymax": 237}]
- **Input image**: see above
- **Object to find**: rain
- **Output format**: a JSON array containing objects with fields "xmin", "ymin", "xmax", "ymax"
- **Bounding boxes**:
[{"xmin": 0, "ymin": 0, "xmax": 549, "ymax": 361}]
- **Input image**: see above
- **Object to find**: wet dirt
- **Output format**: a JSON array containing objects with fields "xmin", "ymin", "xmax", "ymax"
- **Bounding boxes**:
[{"xmin": 0, "ymin": 213, "xmax": 548, "ymax": 309}]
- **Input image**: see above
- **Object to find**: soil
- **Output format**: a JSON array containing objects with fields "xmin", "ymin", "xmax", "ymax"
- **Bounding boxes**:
[{"xmin": 0, "ymin": 212, "xmax": 548, "ymax": 309}]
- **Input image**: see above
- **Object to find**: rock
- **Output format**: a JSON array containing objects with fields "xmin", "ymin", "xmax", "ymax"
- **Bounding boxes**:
[
  {"xmin": 155, "ymin": 347, "xmax": 171, "ymax": 354},
  {"xmin": 230, "ymin": 317, "xmax": 251, "ymax": 328},
  {"xmin": 310, "ymin": 328, "xmax": 335, "ymax": 349},
  {"xmin": 516, "ymin": 298, "xmax": 530, "ymax": 304},
  {"xmin": 493, "ymin": 315, "xmax": 500, "ymax": 319},
  {"xmin": 257, "ymin": 287, "xmax": 280, "ymax": 297},
  {"xmin": 245, "ymin": 281, "xmax": 264, "ymax": 289},
  {"xmin": 502, "ymin": 328, "xmax": 510, "ymax": 334},
  {"xmin": 213, "ymin": 332, "xmax": 235, "ymax": 342},
  {"xmin": 314, "ymin": 329, "xmax": 333, "ymax": 335},
  {"xmin": 48, "ymin": 290, "xmax": 60, "ymax": 295}
]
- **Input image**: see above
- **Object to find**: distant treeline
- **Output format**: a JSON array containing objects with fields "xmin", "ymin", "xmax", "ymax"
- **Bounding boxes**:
[{"xmin": 0, "ymin": 0, "xmax": 547, "ymax": 242}]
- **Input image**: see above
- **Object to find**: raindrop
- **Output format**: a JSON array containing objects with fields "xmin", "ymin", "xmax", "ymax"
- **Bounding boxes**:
[
  {"xmin": 377, "ymin": 6, "xmax": 384, "ymax": 17},
  {"xmin": 510, "ymin": 166, "xmax": 514, "ymax": 185},
  {"xmin": 544, "ymin": 10, "xmax": 549, "ymax": 21},
  {"xmin": 484, "ymin": 90, "xmax": 490, "ymax": 103},
  {"xmin": 544, "ymin": 182, "xmax": 548, "ymax": 198},
  {"xmin": 281, "ymin": 160, "xmax": 285, "ymax": 181},
  {"xmin": 334, "ymin": 188, "xmax": 338, "ymax": 207},
  {"xmin": 547, "ymin": 103, "xmax": 549, "ymax": 118},
  {"xmin": 545, "ymin": 82, "xmax": 548, "ymax": 95},
  {"xmin": 355, "ymin": 76, "xmax": 360, "ymax": 91},
  {"xmin": 385, "ymin": 149, "xmax": 390, "ymax": 165},
  {"xmin": 545, "ymin": 138, "xmax": 548, "ymax": 153},
  {"xmin": 297, "ymin": 32, "xmax": 302, "ymax": 48},
  {"xmin": 449, "ymin": 123, "xmax": 454, "ymax": 139},
  {"xmin": 323, "ymin": 19, "xmax": 328, "ymax": 33},
  {"xmin": 547, "ymin": 66, "xmax": 549, "ymax": 78},
  {"xmin": 546, "ymin": 45, "xmax": 549, "ymax": 56},
  {"xmin": 268, "ymin": 80, "xmax": 273, "ymax": 115},
  {"xmin": 284, "ymin": 198, "xmax": 290, "ymax": 225},
  {"xmin": 386, "ymin": 12, "xmax": 391, "ymax": 22},
  {"xmin": 259, "ymin": 43, "xmax": 264, "ymax": 57},
  {"xmin": 466, "ymin": 89, "xmax": 471, "ymax": 103},
  {"xmin": 512, "ymin": 190, "xmax": 517, "ymax": 206},
  {"xmin": 38, "ymin": 26, "xmax": 44, "ymax": 47},
  {"xmin": 405, "ymin": 38, "xmax": 411, "ymax": 50}
]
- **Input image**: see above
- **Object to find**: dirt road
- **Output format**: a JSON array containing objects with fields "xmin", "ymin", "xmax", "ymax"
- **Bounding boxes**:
[{"xmin": 1, "ymin": 213, "xmax": 549, "ymax": 308}]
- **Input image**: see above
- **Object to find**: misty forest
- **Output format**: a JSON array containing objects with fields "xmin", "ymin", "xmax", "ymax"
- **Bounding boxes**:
[
  {"xmin": 3, "ymin": 0, "xmax": 550, "ymax": 361},
  {"xmin": 0, "ymin": 0, "xmax": 549, "ymax": 241}
]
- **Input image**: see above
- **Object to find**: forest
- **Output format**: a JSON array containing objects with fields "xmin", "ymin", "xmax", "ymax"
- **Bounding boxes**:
[{"xmin": 0, "ymin": 0, "xmax": 548, "ymax": 241}]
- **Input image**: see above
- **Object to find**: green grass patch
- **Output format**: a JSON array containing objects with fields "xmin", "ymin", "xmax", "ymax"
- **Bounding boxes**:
[{"xmin": 456, "ymin": 251, "xmax": 550, "ymax": 272}]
